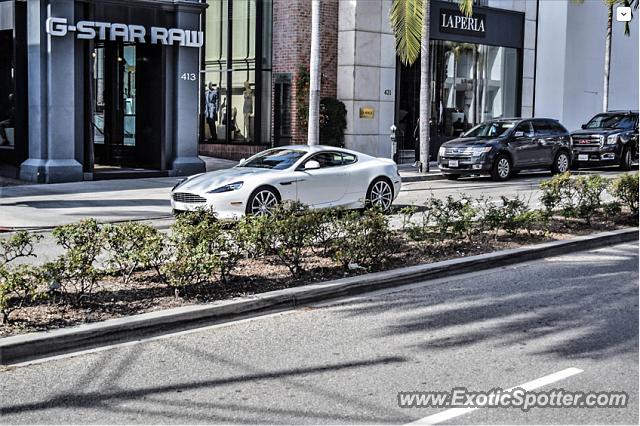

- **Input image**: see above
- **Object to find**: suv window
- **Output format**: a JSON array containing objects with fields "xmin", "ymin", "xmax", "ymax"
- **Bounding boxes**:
[
  {"xmin": 533, "ymin": 120, "xmax": 553, "ymax": 136},
  {"xmin": 549, "ymin": 121, "xmax": 568, "ymax": 134},
  {"xmin": 307, "ymin": 152, "xmax": 343, "ymax": 168},
  {"xmin": 586, "ymin": 113, "xmax": 638, "ymax": 130},
  {"xmin": 514, "ymin": 121, "xmax": 533, "ymax": 137}
]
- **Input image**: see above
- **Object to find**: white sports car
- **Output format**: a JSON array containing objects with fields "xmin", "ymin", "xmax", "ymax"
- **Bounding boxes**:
[{"xmin": 171, "ymin": 145, "xmax": 401, "ymax": 219}]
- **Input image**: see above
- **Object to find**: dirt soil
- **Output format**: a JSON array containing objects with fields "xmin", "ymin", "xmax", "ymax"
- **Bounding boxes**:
[{"xmin": 1, "ymin": 215, "xmax": 636, "ymax": 338}]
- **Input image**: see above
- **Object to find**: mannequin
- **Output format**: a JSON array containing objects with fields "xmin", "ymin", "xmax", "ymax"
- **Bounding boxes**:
[
  {"xmin": 203, "ymin": 82, "xmax": 220, "ymax": 142},
  {"xmin": 0, "ymin": 93, "xmax": 14, "ymax": 146},
  {"xmin": 220, "ymin": 98, "xmax": 239, "ymax": 139},
  {"xmin": 242, "ymin": 81, "xmax": 253, "ymax": 141}
]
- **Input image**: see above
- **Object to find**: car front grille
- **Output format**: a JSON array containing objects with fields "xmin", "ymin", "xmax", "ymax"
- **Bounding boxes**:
[
  {"xmin": 572, "ymin": 135, "xmax": 602, "ymax": 147},
  {"xmin": 444, "ymin": 147, "xmax": 476, "ymax": 157},
  {"xmin": 172, "ymin": 192, "xmax": 207, "ymax": 204}
]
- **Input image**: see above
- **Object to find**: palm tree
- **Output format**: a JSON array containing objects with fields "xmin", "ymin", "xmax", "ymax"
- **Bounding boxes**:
[
  {"xmin": 390, "ymin": 0, "xmax": 473, "ymax": 173},
  {"xmin": 573, "ymin": 0, "xmax": 638, "ymax": 111},
  {"xmin": 308, "ymin": 0, "xmax": 322, "ymax": 145}
]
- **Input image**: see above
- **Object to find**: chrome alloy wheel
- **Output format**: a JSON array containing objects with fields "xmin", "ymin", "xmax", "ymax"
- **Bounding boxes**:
[
  {"xmin": 250, "ymin": 189, "xmax": 278, "ymax": 216},
  {"xmin": 369, "ymin": 180, "xmax": 393, "ymax": 211},
  {"xmin": 497, "ymin": 158, "xmax": 510, "ymax": 179},
  {"xmin": 557, "ymin": 152, "xmax": 569, "ymax": 173}
]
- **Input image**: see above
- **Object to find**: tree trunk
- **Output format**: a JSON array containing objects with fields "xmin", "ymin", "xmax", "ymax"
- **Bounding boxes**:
[
  {"xmin": 603, "ymin": 4, "xmax": 612, "ymax": 112},
  {"xmin": 308, "ymin": 0, "xmax": 322, "ymax": 145},
  {"xmin": 419, "ymin": 0, "xmax": 431, "ymax": 173}
]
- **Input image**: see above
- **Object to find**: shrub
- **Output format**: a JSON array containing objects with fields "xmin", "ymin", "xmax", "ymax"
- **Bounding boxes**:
[
  {"xmin": 0, "ymin": 264, "xmax": 45, "ymax": 324},
  {"xmin": 540, "ymin": 173, "xmax": 608, "ymax": 224},
  {"xmin": 0, "ymin": 231, "xmax": 42, "ymax": 266},
  {"xmin": 103, "ymin": 222, "xmax": 166, "ymax": 284},
  {"xmin": 480, "ymin": 195, "xmax": 543, "ymax": 236},
  {"xmin": 609, "ymin": 173, "xmax": 639, "ymax": 215},
  {"xmin": 425, "ymin": 195, "xmax": 477, "ymax": 240},
  {"xmin": 332, "ymin": 209, "xmax": 398, "ymax": 270},
  {"xmin": 161, "ymin": 209, "xmax": 243, "ymax": 289},
  {"xmin": 319, "ymin": 98, "xmax": 347, "ymax": 147},
  {"xmin": 309, "ymin": 208, "xmax": 343, "ymax": 257},
  {"xmin": 258, "ymin": 202, "xmax": 319, "ymax": 277},
  {"xmin": 49, "ymin": 219, "xmax": 104, "ymax": 304}
]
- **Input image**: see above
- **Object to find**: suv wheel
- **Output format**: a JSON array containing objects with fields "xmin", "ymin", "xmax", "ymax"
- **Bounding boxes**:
[
  {"xmin": 491, "ymin": 154, "xmax": 511, "ymax": 181},
  {"xmin": 552, "ymin": 151, "xmax": 570, "ymax": 175},
  {"xmin": 620, "ymin": 146, "xmax": 632, "ymax": 171}
]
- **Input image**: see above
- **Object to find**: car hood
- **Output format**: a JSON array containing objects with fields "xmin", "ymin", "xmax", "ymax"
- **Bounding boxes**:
[
  {"xmin": 571, "ymin": 128, "xmax": 621, "ymax": 137},
  {"xmin": 174, "ymin": 167, "xmax": 275, "ymax": 193},
  {"xmin": 442, "ymin": 137, "xmax": 499, "ymax": 148}
]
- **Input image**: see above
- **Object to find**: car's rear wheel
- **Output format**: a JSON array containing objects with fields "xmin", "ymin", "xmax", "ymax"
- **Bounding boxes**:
[
  {"xmin": 443, "ymin": 173, "xmax": 460, "ymax": 180},
  {"xmin": 551, "ymin": 151, "xmax": 570, "ymax": 175},
  {"xmin": 491, "ymin": 154, "xmax": 512, "ymax": 181},
  {"xmin": 620, "ymin": 146, "xmax": 632, "ymax": 171},
  {"xmin": 246, "ymin": 187, "xmax": 280, "ymax": 216},
  {"xmin": 366, "ymin": 178, "xmax": 394, "ymax": 212}
]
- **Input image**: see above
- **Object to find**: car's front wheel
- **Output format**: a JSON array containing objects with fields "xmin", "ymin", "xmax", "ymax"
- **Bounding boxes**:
[
  {"xmin": 246, "ymin": 187, "xmax": 280, "ymax": 216},
  {"xmin": 620, "ymin": 146, "xmax": 633, "ymax": 171},
  {"xmin": 552, "ymin": 151, "xmax": 570, "ymax": 175},
  {"xmin": 491, "ymin": 154, "xmax": 512, "ymax": 181},
  {"xmin": 366, "ymin": 178, "xmax": 394, "ymax": 212}
]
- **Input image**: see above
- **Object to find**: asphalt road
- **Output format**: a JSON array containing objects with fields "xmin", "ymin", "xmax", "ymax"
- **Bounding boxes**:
[
  {"xmin": 0, "ymin": 166, "xmax": 633, "ymax": 230},
  {"xmin": 1, "ymin": 241, "xmax": 637, "ymax": 424}
]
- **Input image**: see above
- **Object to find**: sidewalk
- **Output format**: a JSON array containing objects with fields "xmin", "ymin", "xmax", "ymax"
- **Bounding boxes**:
[
  {"xmin": 397, "ymin": 161, "xmax": 443, "ymax": 182},
  {"xmin": 0, "ymin": 156, "xmax": 442, "ymax": 230}
]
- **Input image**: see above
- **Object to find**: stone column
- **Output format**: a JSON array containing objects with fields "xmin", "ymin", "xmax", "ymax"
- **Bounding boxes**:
[
  {"xmin": 21, "ymin": 0, "xmax": 82, "ymax": 183},
  {"xmin": 169, "ymin": 5, "xmax": 205, "ymax": 176}
]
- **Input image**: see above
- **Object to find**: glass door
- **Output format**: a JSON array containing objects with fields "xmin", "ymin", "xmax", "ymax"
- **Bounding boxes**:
[{"xmin": 91, "ymin": 42, "xmax": 137, "ymax": 168}]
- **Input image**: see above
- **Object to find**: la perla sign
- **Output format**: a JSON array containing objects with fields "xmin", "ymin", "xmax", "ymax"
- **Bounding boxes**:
[
  {"xmin": 46, "ymin": 17, "xmax": 203, "ymax": 48},
  {"xmin": 439, "ymin": 9, "xmax": 486, "ymax": 37}
]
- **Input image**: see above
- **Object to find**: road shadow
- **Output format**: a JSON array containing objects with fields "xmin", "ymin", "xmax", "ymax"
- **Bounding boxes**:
[{"xmin": 333, "ymin": 243, "xmax": 639, "ymax": 360}]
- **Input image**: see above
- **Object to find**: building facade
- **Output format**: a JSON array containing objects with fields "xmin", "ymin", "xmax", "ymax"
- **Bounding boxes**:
[
  {"xmin": 0, "ymin": 0, "xmax": 637, "ymax": 182},
  {"xmin": 0, "ymin": 0, "xmax": 206, "ymax": 183}
]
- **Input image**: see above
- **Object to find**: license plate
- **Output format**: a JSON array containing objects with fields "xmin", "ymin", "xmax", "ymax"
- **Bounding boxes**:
[
  {"xmin": 448, "ymin": 160, "xmax": 459, "ymax": 167},
  {"xmin": 578, "ymin": 154, "xmax": 589, "ymax": 161}
]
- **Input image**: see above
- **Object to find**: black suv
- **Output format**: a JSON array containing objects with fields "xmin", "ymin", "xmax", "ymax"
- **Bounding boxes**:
[
  {"xmin": 570, "ymin": 111, "xmax": 638, "ymax": 170},
  {"xmin": 437, "ymin": 118, "xmax": 572, "ymax": 181}
]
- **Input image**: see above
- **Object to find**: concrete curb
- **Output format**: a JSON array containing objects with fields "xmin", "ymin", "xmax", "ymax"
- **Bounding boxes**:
[
  {"xmin": 400, "ymin": 174, "xmax": 445, "ymax": 183},
  {"xmin": 1, "ymin": 227, "xmax": 637, "ymax": 365}
]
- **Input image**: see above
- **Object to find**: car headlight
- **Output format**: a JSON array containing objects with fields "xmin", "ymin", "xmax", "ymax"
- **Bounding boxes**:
[
  {"xmin": 606, "ymin": 133, "xmax": 619, "ymax": 145},
  {"xmin": 207, "ymin": 181, "xmax": 244, "ymax": 194},
  {"xmin": 471, "ymin": 147, "xmax": 492, "ymax": 156},
  {"xmin": 438, "ymin": 146, "xmax": 446, "ymax": 157}
]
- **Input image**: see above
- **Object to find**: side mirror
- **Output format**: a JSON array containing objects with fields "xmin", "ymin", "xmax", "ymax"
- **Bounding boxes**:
[
  {"xmin": 581, "ymin": 124, "xmax": 587, "ymax": 129},
  {"xmin": 304, "ymin": 160, "xmax": 321, "ymax": 170},
  {"xmin": 513, "ymin": 131, "xmax": 524, "ymax": 138},
  {"xmin": 238, "ymin": 158, "xmax": 246, "ymax": 165}
]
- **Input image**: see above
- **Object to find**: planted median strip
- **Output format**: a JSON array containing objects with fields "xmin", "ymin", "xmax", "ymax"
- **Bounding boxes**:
[{"xmin": 0, "ymin": 173, "xmax": 638, "ymax": 364}]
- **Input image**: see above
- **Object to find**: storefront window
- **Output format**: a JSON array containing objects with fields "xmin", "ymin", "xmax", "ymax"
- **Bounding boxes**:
[
  {"xmin": 397, "ymin": 40, "xmax": 519, "ymax": 158},
  {"xmin": 204, "ymin": 0, "xmax": 271, "ymax": 145}
]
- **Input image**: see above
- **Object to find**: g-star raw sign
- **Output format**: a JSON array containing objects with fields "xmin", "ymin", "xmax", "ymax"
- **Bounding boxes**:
[
  {"xmin": 440, "ymin": 8, "xmax": 486, "ymax": 37},
  {"xmin": 46, "ymin": 17, "xmax": 203, "ymax": 48}
]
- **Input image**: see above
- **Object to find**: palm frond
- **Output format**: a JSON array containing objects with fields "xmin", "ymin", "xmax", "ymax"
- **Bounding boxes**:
[
  {"xmin": 458, "ymin": 0, "xmax": 475, "ymax": 17},
  {"xmin": 390, "ymin": 0, "xmax": 424, "ymax": 65}
]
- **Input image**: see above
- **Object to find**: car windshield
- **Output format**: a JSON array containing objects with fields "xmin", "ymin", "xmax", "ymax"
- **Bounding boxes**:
[
  {"xmin": 585, "ymin": 113, "xmax": 637, "ymax": 129},
  {"xmin": 463, "ymin": 121, "xmax": 518, "ymax": 138},
  {"xmin": 239, "ymin": 149, "xmax": 306, "ymax": 170}
]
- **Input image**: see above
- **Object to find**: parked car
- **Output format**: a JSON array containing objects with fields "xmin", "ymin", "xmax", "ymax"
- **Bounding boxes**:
[
  {"xmin": 437, "ymin": 118, "xmax": 572, "ymax": 181},
  {"xmin": 570, "ymin": 111, "xmax": 638, "ymax": 170},
  {"xmin": 171, "ymin": 145, "xmax": 401, "ymax": 219}
]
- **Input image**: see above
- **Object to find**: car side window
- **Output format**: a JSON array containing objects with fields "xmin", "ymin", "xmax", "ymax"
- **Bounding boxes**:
[
  {"xmin": 341, "ymin": 153, "xmax": 357, "ymax": 165},
  {"xmin": 533, "ymin": 120, "xmax": 552, "ymax": 136},
  {"xmin": 307, "ymin": 152, "xmax": 343, "ymax": 168},
  {"xmin": 514, "ymin": 121, "xmax": 533, "ymax": 137},
  {"xmin": 549, "ymin": 121, "xmax": 568, "ymax": 134}
]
